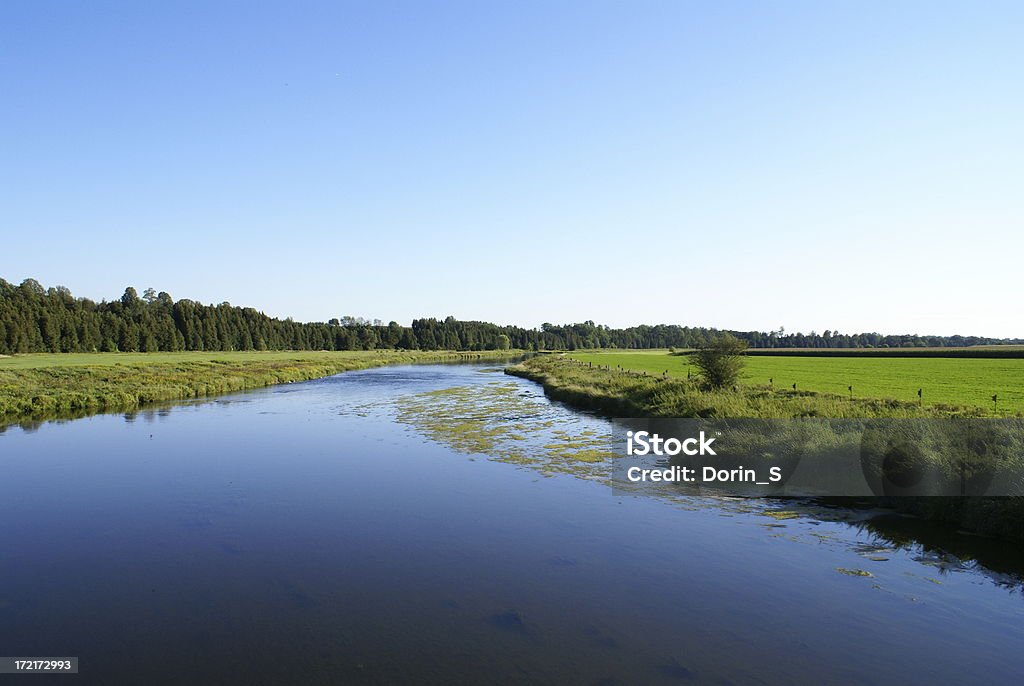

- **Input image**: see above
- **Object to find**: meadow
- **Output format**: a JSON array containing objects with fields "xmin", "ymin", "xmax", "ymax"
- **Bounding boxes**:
[
  {"xmin": 0, "ymin": 349, "xmax": 517, "ymax": 425},
  {"xmin": 0, "ymin": 350, "xmax": 431, "ymax": 369},
  {"xmin": 565, "ymin": 350, "xmax": 1024, "ymax": 414}
]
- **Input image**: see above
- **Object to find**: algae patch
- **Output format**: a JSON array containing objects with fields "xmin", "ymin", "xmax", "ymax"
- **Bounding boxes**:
[
  {"xmin": 764, "ymin": 510, "xmax": 800, "ymax": 521},
  {"xmin": 835, "ymin": 568, "xmax": 874, "ymax": 578},
  {"xmin": 394, "ymin": 382, "xmax": 618, "ymax": 478}
]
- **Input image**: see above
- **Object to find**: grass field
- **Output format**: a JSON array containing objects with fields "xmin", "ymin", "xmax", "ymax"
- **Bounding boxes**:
[
  {"xmin": 745, "ymin": 346, "xmax": 1024, "ymax": 358},
  {"xmin": 0, "ymin": 350, "xmax": 437, "ymax": 370},
  {"xmin": 565, "ymin": 350, "xmax": 1024, "ymax": 414},
  {"xmin": 0, "ymin": 350, "xmax": 517, "ymax": 424}
]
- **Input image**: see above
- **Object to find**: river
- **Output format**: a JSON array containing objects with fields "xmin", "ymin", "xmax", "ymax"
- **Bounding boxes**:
[{"xmin": 1, "ymin": 362, "xmax": 1022, "ymax": 684}]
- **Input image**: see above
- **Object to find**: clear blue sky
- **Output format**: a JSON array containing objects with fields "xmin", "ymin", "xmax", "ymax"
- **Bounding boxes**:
[{"xmin": 3, "ymin": 1, "xmax": 1021, "ymax": 336}]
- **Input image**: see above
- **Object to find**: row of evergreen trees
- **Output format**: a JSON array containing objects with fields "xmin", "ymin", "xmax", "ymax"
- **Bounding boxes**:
[{"xmin": 1, "ymin": 278, "xmax": 1018, "ymax": 355}]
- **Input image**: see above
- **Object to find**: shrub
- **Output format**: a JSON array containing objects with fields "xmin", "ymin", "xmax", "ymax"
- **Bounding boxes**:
[{"xmin": 692, "ymin": 334, "xmax": 748, "ymax": 389}]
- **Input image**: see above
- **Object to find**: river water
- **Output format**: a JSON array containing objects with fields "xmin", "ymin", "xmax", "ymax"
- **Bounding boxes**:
[{"xmin": 1, "ymin": 363, "xmax": 1022, "ymax": 684}]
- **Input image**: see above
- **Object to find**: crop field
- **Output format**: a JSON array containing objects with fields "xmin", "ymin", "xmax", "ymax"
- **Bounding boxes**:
[{"xmin": 565, "ymin": 350, "xmax": 1024, "ymax": 414}]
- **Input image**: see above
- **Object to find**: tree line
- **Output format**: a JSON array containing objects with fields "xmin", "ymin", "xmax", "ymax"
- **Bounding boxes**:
[{"xmin": 1, "ymin": 278, "xmax": 1019, "ymax": 355}]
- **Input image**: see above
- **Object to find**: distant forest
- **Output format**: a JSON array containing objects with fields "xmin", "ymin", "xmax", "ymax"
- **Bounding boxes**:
[{"xmin": 1, "ymin": 278, "xmax": 1020, "ymax": 354}]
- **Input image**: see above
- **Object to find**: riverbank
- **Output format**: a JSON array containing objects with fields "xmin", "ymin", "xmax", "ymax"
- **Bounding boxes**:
[
  {"xmin": 507, "ymin": 355, "xmax": 1024, "ymax": 542},
  {"xmin": 506, "ymin": 354, "xmax": 991, "ymax": 418},
  {"xmin": 0, "ymin": 350, "xmax": 519, "ymax": 425}
]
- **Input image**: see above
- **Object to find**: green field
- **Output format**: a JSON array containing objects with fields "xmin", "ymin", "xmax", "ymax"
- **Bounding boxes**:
[
  {"xmin": 566, "ymin": 350, "xmax": 1024, "ymax": 414},
  {"xmin": 0, "ymin": 350, "xmax": 425, "ymax": 370},
  {"xmin": 0, "ymin": 350, "xmax": 516, "ymax": 424}
]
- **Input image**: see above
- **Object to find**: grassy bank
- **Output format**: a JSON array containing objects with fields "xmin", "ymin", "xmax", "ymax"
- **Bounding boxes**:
[
  {"xmin": 508, "ymin": 355, "xmax": 1024, "ymax": 542},
  {"xmin": 0, "ymin": 349, "xmax": 518, "ymax": 425},
  {"xmin": 509, "ymin": 354, "xmax": 990, "ymax": 418},
  {"xmin": 565, "ymin": 349, "xmax": 1024, "ymax": 414}
]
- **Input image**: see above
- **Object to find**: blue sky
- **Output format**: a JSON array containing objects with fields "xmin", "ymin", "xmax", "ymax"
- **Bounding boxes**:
[{"xmin": 2, "ymin": 1, "xmax": 1021, "ymax": 336}]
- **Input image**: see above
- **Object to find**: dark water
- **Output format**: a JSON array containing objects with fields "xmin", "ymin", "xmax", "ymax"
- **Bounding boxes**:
[{"xmin": 1, "ymin": 364, "xmax": 1022, "ymax": 685}]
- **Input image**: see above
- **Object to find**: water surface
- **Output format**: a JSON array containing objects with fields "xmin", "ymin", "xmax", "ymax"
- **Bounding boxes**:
[{"xmin": 1, "ymin": 363, "xmax": 1022, "ymax": 684}]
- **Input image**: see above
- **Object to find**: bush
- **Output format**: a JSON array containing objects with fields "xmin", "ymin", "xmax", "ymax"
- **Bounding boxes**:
[{"xmin": 692, "ymin": 334, "xmax": 748, "ymax": 389}]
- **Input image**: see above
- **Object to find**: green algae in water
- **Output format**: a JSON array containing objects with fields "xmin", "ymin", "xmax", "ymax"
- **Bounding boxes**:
[
  {"xmin": 835, "ymin": 568, "xmax": 874, "ymax": 578},
  {"xmin": 394, "ymin": 382, "xmax": 618, "ymax": 479},
  {"xmin": 765, "ymin": 510, "xmax": 800, "ymax": 520}
]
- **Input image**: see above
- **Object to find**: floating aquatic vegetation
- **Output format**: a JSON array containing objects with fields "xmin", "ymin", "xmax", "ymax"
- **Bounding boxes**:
[
  {"xmin": 394, "ymin": 382, "xmax": 618, "ymax": 478},
  {"xmin": 835, "ymin": 568, "xmax": 874, "ymax": 577},
  {"xmin": 764, "ymin": 510, "xmax": 800, "ymax": 520},
  {"xmin": 853, "ymin": 543, "xmax": 893, "ymax": 562}
]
